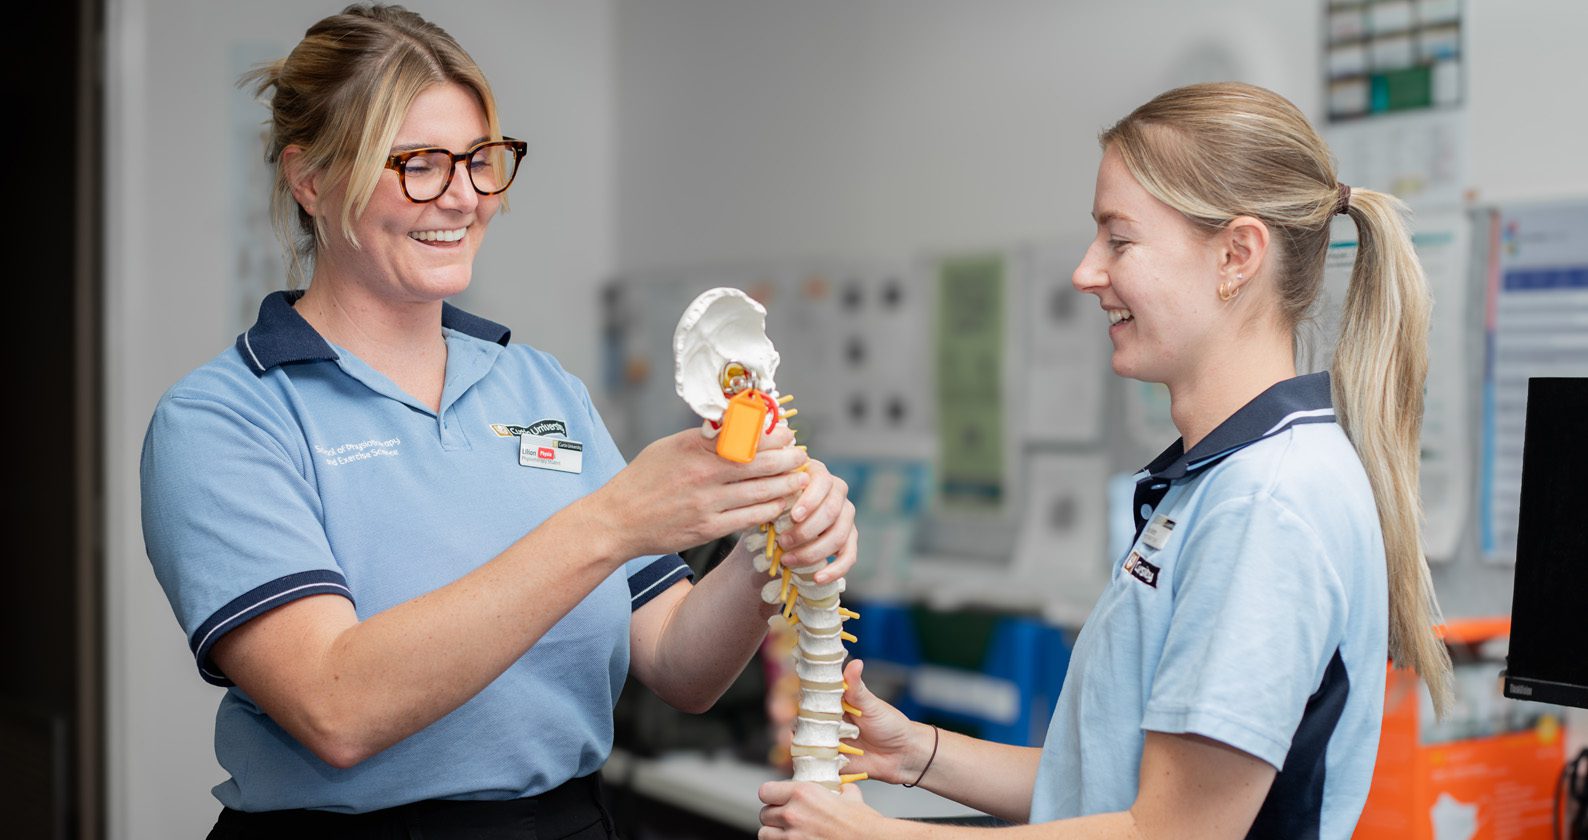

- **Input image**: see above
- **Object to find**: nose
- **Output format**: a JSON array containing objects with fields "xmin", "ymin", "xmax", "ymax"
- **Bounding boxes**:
[
  {"xmin": 433, "ymin": 158, "xmax": 480, "ymax": 212},
  {"xmin": 1072, "ymin": 237, "xmax": 1109, "ymax": 295}
]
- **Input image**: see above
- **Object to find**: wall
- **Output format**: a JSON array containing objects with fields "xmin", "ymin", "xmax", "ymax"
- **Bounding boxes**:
[
  {"xmin": 614, "ymin": 0, "xmax": 1588, "ymax": 265},
  {"xmin": 614, "ymin": 0, "xmax": 1319, "ymax": 269},
  {"xmin": 102, "ymin": 1, "xmax": 613, "ymax": 836}
]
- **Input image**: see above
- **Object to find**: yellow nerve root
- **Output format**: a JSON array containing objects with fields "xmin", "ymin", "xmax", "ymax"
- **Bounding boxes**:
[
  {"xmin": 842, "ymin": 701, "xmax": 863, "ymax": 717},
  {"xmin": 838, "ymin": 607, "xmax": 860, "ymax": 620},
  {"xmin": 840, "ymin": 631, "xmax": 857, "ymax": 644},
  {"xmin": 838, "ymin": 743, "xmax": 864, "ymax": 756},
  {"xmin": 839, "ymin": 773, "xmax": 868, "ymax": 785}
]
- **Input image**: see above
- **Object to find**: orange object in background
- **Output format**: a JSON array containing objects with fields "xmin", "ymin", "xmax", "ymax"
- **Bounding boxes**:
[
  {"xmin": 716, "ymin": 390, "xmax": 770, "ymax": 463},
  {"xmin": 1355, "ymin": 618, "xmax": 1566, "ymax": 839}
]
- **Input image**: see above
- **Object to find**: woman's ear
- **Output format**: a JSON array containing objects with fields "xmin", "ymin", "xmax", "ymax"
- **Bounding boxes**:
[
  {"xmin": 1219, "ymin": 215, "xmax": 1270, "ymax": 294},
  {"xmin": 280, "ymin": 145, "xmax": 321, "ymax": 218}
]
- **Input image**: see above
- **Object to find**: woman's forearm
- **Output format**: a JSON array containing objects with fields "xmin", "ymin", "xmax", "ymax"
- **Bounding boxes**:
[
  {"xmin": 629, "ymin": 538, "xmax": 778, "ymax": 712},
  {"xmin": 915, "ymin": 729, "xmax": 1044, "ymax": 824},
  {"xmin": 215, "ymin": 493, "xmax": 632, "ymax": 768}
]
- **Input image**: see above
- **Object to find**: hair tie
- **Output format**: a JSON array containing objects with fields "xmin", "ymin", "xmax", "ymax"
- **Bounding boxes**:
[
  {"xmin": 901, "ymin": 724, "xmax": 939, "ymax": 788},
  {"xmin": 1335, "ymin": 183, "xmax": 1352, "ymax": 216}
]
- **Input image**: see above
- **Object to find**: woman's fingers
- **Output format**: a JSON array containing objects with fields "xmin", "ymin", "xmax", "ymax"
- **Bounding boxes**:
[
  {"xmin": 782, "ymin": 467, "xmax": 845, "ymax": 541},
  {"xmin": 822, "ymin": 525, "xmax": 859, "ymax": 580},
  {"xmin": 780, "ymin": 499, "xmax": 855, "ymax": 571},
  {"xmin": 716, "ymin": 471, "xmax": 811, "ymax": 514},
  {"xmin": 759, "ymin": 780, "xmax": 795, "ymax": 806}
]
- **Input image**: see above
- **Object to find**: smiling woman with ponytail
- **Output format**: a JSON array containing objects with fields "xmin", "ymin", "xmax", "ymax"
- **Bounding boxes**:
[{"xmin": 759, "ymin": 82, "xmax": 1449, "ymax": 840}]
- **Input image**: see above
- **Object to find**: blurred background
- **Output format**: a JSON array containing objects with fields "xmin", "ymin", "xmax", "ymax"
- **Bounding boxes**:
[{"xmin": 7, "ymin": 0, "xmax": 1587, "ymax": 837}]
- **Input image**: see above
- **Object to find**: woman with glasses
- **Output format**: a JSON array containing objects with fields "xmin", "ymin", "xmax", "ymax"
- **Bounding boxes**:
[{"xmin": 140, "ymin": 5, "xmax": 857, "ymax": 837}]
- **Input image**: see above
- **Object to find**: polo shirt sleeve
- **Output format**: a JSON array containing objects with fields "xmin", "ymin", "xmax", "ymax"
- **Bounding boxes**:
[
  {"xmin": 568, "ymin": 372, "xmax": 693, "ymax": 612},
  {"xmin": 1140, "ymin": 491, "xmax": 1348, "ymax": 769},
  {"xmin": 141, "ymin": 391, "xmax": 351, "ymax": 687}
]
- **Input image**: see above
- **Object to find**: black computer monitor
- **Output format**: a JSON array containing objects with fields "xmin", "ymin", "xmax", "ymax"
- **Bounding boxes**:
[{"xmin": 1503, "ymin": 377, "xmax": 1588, "ymax": 709}]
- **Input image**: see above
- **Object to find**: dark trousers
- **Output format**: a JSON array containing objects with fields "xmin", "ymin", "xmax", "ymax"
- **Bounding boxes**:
[{"xmin": 207, "ymin": 772, "xmax": 618, "ymax": 840}]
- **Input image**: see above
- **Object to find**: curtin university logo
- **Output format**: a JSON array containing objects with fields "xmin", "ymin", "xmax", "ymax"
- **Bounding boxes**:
[{"xmin": 490, "ymin": 419, "xmax": 569, "ymax": 438}]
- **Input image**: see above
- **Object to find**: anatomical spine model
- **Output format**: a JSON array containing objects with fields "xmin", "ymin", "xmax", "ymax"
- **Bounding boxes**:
[{"xmin": 673, "ymin": 288, "xmax": 866, "ymax": 791}]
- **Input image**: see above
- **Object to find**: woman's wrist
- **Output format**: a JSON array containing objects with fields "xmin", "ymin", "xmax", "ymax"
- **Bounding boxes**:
[
  {"xmin": 900, "ymin": 721, "xmax": 940, "ymax": 787},
  {"xmin": 557, "ymin": 491, "xmax": 633, "ymax": 570}
]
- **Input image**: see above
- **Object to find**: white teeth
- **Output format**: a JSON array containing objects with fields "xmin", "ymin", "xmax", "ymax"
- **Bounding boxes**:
[
  {"xmin": 410, "ymin": 228, "xmax": 466, "ymax": 242},
  {"xmin": 1108, "ymin": 309, "xmax": 1134, "ymax": 325}
]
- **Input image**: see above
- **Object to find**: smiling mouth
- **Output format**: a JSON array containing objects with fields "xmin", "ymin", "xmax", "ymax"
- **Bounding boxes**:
[
  {"xmin": 1108, "ymin": 308, "xmax": 1134, "ymax": 325},
  {"xmin": 410, "ymin": 228, "xmax": 467, "ymax": 244}
]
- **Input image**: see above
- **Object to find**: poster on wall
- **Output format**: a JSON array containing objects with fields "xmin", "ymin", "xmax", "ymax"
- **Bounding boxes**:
[
  {"xmin": 1323, "ymin": 0, "xmax": 1468, "ymax": 210},
  {"xmin": 1023, "ymin": 240, "xmax": 1107, "ymax": 445},
  {"xmin": 1479, "ymin": 201, "xmax": 1588, "ymax": 562}
]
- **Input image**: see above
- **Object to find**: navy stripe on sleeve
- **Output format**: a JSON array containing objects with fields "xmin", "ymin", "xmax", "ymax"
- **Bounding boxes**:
[
  {"xmin": 187, "ymin": 569, "xmax": 354, "ymax": 687},
  {"xmin": 627, "ymin": 554, "xmax": 693, "ymax": 611}
]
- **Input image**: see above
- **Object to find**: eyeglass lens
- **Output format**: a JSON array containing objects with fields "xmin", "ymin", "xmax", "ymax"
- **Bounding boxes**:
[{"xmin": 401, "ymin": 142, "xmax": 519, "ymax": 202}]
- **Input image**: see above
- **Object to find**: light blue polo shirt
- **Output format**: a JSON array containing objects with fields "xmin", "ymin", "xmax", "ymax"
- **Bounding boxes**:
[
  {"xmin": 1030, "ymin": 373, "xmax": 1388, "ymax": 839},
  {"xmin": 141, "ymin": 290, "xmax": 692, "ymax": 813}
]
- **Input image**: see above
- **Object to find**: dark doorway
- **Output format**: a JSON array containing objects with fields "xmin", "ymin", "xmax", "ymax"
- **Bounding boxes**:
[{"xmin": 0, "ymin": 0, "xmax": 105, "ymax": 837}]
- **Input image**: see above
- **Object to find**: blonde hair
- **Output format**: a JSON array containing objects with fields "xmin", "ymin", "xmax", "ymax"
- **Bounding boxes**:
[
  {"xmin": 240, "ymin": 3, "xmax": 503, "ymax": 288},
  {"xmin": 1101, "ymin": 82, "xmax": 1453, "ymax": 716}
]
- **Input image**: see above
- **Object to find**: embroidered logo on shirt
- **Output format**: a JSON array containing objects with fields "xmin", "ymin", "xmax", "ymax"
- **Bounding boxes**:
[
  {"xmin": 1123, "ymin": 551, "xmax": 1160, "ymax": 588},
  {"xmin": 490, "ymin": 418, "xmax": 568, "ymax": 438},
  {"xmin": 313, "ymin": 437, "xmax": 402, "ymax": 467}
]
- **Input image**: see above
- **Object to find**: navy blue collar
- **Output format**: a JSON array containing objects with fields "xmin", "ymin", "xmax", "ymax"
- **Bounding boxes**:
[
  {"xmin": 235, "ymin": 290, "xmax": 512, "ymax": 376},
  {"xmin": 1139, "ymin": 372, "xmax": 1336, "ymax": 482}
]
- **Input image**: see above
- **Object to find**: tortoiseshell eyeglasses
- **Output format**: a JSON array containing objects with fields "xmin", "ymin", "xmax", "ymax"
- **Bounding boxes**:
[{"xmin": 383, "ymin": 138, "xmax": 527, "ymax": 203}]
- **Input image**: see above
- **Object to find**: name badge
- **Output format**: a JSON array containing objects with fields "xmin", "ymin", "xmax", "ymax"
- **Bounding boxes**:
[
  {"xmin": 1141, "ymin": 514, "xmax": 1176, "ymax": 551},
  {"xmin": 519, "ymin": 433, "xmax": 584, "ymax": 474}
]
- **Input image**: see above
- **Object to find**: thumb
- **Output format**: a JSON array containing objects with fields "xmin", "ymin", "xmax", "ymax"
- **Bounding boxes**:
[
  {"xmin": 843, "ymin": 659, "xmax": 877, "ymax": 709},
  {"xmin": 838, "ymin": 781, "xmax": 867, "ymax": 804}
]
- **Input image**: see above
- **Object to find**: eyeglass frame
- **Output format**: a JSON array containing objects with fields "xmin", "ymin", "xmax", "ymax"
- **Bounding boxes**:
[{"xmin": 383, "ymin": 137, "xmax": 528, "ymax": 203}]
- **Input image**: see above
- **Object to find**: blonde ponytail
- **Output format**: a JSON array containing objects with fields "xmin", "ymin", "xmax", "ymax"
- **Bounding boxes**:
[
  {"xmin": 1333, "ymin": 189, "xmax": 1453, "ymax": 716},
  {"xmin": 1102, "ymin": 82, "xmax": 1453, "ymax": 717}
]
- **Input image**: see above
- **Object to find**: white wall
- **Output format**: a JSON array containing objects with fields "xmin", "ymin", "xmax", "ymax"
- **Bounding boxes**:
[
  {"xmin": 613, "ymin": 0, "xmax": 1588, "ymax": 265},
  {"xmin": 1467, "ymin": 1, "xmax": 1588, "ymax": 203},
  {"xmin": 103, "ymin": 1, "xmax": 613, "ymax": 836},
  {"xmin": 613, "ymin": 0, "xmax": 1320, "ymax": 269}
]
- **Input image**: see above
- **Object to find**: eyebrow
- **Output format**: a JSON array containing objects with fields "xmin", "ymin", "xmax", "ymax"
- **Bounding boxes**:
[
  {"xmin": 1091, "ymin": 210, "xmax": 1135, "ymax": 227},
  {"xmin": 390, "ymin": 136, "xmax": 492, "ymax": 154}
]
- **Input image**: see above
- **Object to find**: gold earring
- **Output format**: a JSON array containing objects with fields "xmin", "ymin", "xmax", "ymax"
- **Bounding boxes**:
[{"xmin": 1219, "ymin": 273, "xmax": 1243, "ymax": 302}]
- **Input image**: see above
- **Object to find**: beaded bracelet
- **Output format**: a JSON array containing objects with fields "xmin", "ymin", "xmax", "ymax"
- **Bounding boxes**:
[{"xmin": 901, "ymin": 724, "xmax": 939, "ymax": 788}]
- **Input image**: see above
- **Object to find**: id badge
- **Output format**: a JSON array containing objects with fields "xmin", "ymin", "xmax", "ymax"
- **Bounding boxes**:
[
  {"xmin": 519, "ymin": 433, "xmax": 584, "ymax": 474},
  {"xmin": 1141, "ymin": 514, "xmax": 1176, "ymax": 551}
]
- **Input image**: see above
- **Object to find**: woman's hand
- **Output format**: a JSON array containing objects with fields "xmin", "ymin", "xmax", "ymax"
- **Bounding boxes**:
[
  {"xmin": 588, "ymin": 425, "xmax": 808, "ymax": 560},
  {"xmin": 831, "ymin": 659, "xmax": 937, "ymax": 785},
  {"xmin": 758, "ymin": 780, "xmax": 886, "ymax": 840},
  {"xmin": 766, "ymin": 456, "xmax": 857, "ymax": 584}
]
